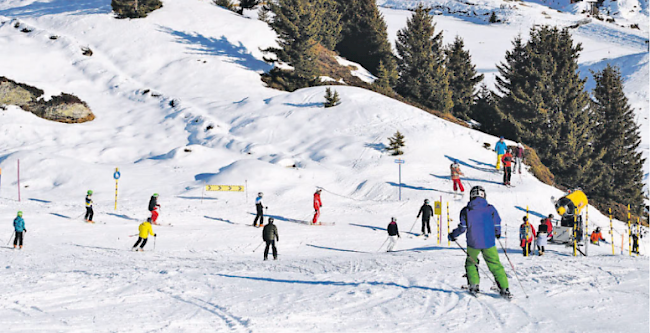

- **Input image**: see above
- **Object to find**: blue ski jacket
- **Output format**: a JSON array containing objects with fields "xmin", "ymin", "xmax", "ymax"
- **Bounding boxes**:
[
  {"xmin": 495, "ymin": 140, "xmax": 508, "ymax": 155},
  {"xmin": 450, "ymin": 197, "xmax": 501, "ymax": 249},
  {"xmin": 14, "ymin": 217, "xmax": 25, "ymax": 232}
]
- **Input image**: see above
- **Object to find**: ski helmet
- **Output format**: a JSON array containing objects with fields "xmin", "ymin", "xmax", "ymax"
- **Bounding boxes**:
[
  {"xmin": 523, "ymin": 216, "xmax": 528, "ymax": 222},
  {"xmin": 391, "ymin": 217, "xmax": 396, "ymax": 222},
  {"xmin": 87, "ymin": 190, "xmax": 93, "ymax": 195},
  {"xmin": 596, "ymin": 227, "xmax": 601, "ymax": 232},
  {"xmin": 153, "ymin": 193, "xmax": 159, "ymax": 197},
  {"xmin": 147, "ymin": 217, "xmax": 152, "ymax": 222},
  {"xmin": 268, "ymin": 217, "xmax": 274, "ymax": 223},
  {"xmin": 424, "ymin": 199, "xmax": 429, "ymax": 204},
  {"xmin": 17, "ymin": 211, "xmax": 23, "ymax": 217},
  {"xmin": 258, "ymin": 192, "xmax": 263, "ymax": 197},
  {"xmin": 548, "ymin": 214, "xmax": 554, "ymax": 219},
  {"xmin": 469, "ymin": 186, "xmax": 486, "ymax": 200},
  {"xmin": 316, "ymin": 189, "xmax": 322, "ymax": 193}
]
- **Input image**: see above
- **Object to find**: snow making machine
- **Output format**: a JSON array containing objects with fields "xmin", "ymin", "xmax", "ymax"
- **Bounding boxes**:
[{"xmin": 552, "ymin": 190, "xmax": 588, "ymax": 244}]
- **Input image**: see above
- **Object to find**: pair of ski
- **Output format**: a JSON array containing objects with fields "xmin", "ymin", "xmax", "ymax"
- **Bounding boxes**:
[{"xmin": 460, "ymin": 285, "xmax": 513, "ymax": 301}]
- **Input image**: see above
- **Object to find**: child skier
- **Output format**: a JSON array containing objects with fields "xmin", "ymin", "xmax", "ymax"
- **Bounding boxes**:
[
  {"xmin": 519, "ymin": 217, "xmax": 536, "ymax": 256},
  {"xmin": 262, "ymin": 217, "xmax": 279, "ymax": 260},
  {"xmin": 502, "ymin": 149, "xmax": 514, "ymax": 186},
  {"xmin": 386, "ymin": 217, "xmax": 400, "ymax": 252},
  {"xmin": 544, "ymin": 214, "xmax": 554, "ymax": 241},
  {"xmin": 450, "ymin": 160, "xmax": 465, "ymax": 193},
  {"xmin": 13, "ymin": 211, "xmax": 26, "ymax": 249},
  {"xmin": 148, "ymin": 193, "xmax": 160, "ymax": 225},
  {"xmin": 312, "ymin": 189, "xmax": 322, "ymax": 224},
  {"xmin": 85, "ymin": 190, "xmax": 94, "ymax": 223},
  {"xmin": 417, "ymin": 199, "xmax": 434, "ymax": 237},
  {"xmin": 253, "ymin": 192, "xmax": 267, "ymax": 227},
  {"xmin": 494, "ymin": 137, "xmax": 507, "ymax": 170},
  {"xmin": 590, "ymin": 227, "xmax": 605, "ymax": 245},
  {"xmin": 132, "ymin": 218, "xmax": 156, "ymax": 251},
  {"xmin": 536, "ymin": 220, "xmax": 548, "ymax": 255},
  {"xmin": 448, "ymin": 186, "xmax": 511, "ymax": 298}
]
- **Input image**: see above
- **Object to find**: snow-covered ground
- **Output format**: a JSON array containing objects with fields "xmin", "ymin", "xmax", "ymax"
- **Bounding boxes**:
[{"xmin": 0, "ymin": 0, "xmax": 648, "ymax": 331}]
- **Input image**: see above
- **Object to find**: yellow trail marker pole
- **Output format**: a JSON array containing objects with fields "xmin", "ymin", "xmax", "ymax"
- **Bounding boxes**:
[
  {"xmin": 609, "ymin": 208, "xmax": 615, "ymax": 255},
  {"xmin": 585, "ymin": 205, "xmax": 589, "ymax": 256},
  {"xmin": 573, "ymin": 215, "xmax": 577, "ymax": 257},
  {"xmin": 447, "ymin": 202, "xmax": 450, "ymax": 247},
  {"xmin": 628, "ymin": 204, "xmax": 631, "ymax": 256},
  {"xmin": 113, "ymin": 168, "xmax": 120, "ymax": 210}
]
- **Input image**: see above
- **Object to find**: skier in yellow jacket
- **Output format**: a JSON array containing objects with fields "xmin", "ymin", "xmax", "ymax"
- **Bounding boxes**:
[{"xmin": 132, "ymin": 218, "xmax": 156, "ymax": 251}]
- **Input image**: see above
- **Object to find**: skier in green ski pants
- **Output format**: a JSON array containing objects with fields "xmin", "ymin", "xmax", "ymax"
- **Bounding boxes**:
[{"xmin": 449, "ymin": 186, "xmax": 511, "ymax": 298}]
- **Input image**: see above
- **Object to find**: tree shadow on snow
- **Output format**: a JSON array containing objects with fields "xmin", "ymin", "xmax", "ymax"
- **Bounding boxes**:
[
  {"xmin": 364, "ymin": 142, "xmax": 386, "ymax": 152},
  {"xmin": 430, "ymin": 174, "xmax": 503, "ymax": 186},
  {"xmin": 444, "ymin": 155, "xmax": 496, "ymax": 173},
  {"xmin": 49, "ymin": 213, "xmax": 71, "ymax": 219},
  {"xmin": 514, "ymin": 206, "xmax": 547, "ymax": 219},
  {"xmin": 248, "ymin": 213, "xmax": 311, "ymax": 225},
  {"xmin": 28, "ymin": 198, "xmax": 51, "ymax": 203},
  {"xmin": 0, "ymin": 0, "xmax": 111, "ymax": 17},
  {"xmin": 349, "ymin": 223, "xmax": 384, "ymax": 232},
  {"xmin": 216, "ymin": 274, "xmax": 458, "ymax": 295},
  {"xmin": 306, "ymin": 244, "xmax": 367, "ymax": 253},
  {"xmin": 178, "ymin": 196, "xmax": 218, "ymax": 201},
  {"xmin": 386, "ymin": 182, "xmax": 457, "ymax": 195},
  {"xmin": 204, "ymin": 216, "xmax": 235, "ymax": 224},
  {"xmin": 106, "ymin": 213, "xmax": 139, "ymax": 221},
  {"xmin": 284, "ymin": 102, "xmax": 323, "ymax": 108},
  {"xmin": 161, "ymin": 27, "xmax": 272, "ymax": 72}
]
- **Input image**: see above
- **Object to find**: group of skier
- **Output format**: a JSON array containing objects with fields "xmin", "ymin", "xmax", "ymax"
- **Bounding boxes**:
[{"xmin": 518, "ymin": 215, "xmax": 554, "ymax": 256}]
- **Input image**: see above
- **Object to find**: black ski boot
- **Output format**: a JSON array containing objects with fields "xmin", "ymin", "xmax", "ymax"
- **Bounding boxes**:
[{"xmin": 500, "ymin": 288, "xmax": 513, "ymax": 299}]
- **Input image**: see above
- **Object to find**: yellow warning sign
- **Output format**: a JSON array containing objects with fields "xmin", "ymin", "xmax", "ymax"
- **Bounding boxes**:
[
  {"xmin": 434, "ymin": 201, "xmax": 442, "ymax": 215},
  {"xmin": 205, "ymin": 185, "xmax": 245, "ymax": 192}
]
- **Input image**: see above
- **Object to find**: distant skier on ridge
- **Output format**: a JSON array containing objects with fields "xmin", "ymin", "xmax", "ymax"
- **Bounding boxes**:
[
  {"xmin": 449, "ymin": 186, "xmax": 511, "ymax": 298},
  {"xmin": 312, "ymin": 189, "xmax": 322, "ymax": 224}
]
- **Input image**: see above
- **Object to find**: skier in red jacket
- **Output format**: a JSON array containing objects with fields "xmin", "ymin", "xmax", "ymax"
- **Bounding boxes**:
[{"xmin": 312, "ymin": 189, "xmax": 323, "ymax": 224}]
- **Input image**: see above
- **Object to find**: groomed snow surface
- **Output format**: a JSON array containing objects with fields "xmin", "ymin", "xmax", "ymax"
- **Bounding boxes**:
[{"xmin": 0, "ymin": 0, "xmax": 648, "ymax": 332}]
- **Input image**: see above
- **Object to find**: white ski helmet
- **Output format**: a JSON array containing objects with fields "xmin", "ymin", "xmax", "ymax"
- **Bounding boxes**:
[
  {"xmin": 258, "ymin": 192, "xmax": 263, "ymax": 197},
  {"xmin": 469, "ymin": 186, "xmax": 486, "ymax": 200}
]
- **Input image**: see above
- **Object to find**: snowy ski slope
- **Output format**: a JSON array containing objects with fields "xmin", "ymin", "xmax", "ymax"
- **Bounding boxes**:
[{"xmin": 0, "ymin": 0, "xmax": 648, "ymax": 332}]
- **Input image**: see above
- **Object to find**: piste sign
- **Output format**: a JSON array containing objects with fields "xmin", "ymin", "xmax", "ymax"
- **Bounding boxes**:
[{"xmin": 205, "ymin": 185, "xmax": 245, "ymax": 192}]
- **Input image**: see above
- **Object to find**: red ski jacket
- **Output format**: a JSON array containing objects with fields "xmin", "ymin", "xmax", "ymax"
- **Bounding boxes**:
[{"xmin": 314, "ymin": 192, "xmax": 322, "ymax": 210}]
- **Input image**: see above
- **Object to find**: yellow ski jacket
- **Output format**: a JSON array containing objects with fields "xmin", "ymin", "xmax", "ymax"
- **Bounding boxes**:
[{"xmin": 138, "ymin": 222, "xmax": 156, "ymax": 239}]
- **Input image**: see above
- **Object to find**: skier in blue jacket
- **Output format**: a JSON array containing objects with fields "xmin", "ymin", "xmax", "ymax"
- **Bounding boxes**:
[
  {"xmin": 494, "ymin": 137, "xmax": 508, "ymax": 170},
  {"xmin": 13, "ymin": 211, "xmax": 26, "ymax": 249},
  {"xmin": 449, "ymin": 186, "xmax": 511, "ymax": 298}
]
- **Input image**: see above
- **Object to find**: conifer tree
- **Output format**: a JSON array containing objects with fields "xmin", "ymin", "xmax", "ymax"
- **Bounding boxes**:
[
  {"xmin": 263, "ymin": 0, "xmax": 322, "ymax": 86},
  {"xmin": 112, "ymin": 0, "xmax": 163, "ymax": 19},
  {"xmin": 395, "ymin": 5, "xmax": 452, "ymax": 113},
  {"xmin": 387, "ymin": 131, "xmax": 406, "ymax": 155},
  {"xmin": 335, "ymin": 0, "xmax": 396, "ymax": 81},
  {"xmin": 374, "ymin": 60, "xmax": 398, "ymax": 93},
  {"xmin": 324, "ymin": 87, "xmax": 341, "ymax": 107},
  {"xmin": 213, "ymin": 0, "xmax": 236, "ymax": 11},
  {"xmin": 590, "ymin": 64, "xmax": 645, "ymax": 209},
  {"xmin": 445, "ymin": 36, "xmax": 484, "ymax": 120},
  {"xmin": 495, "ymin": 26, "xmax": 593, "ymax": 188},
  {"xmin": 315, "ymin": 0, "xmax": 342, "ymax": 50},
  {"xmin": 238, "ymin": 0, "xmax": 259, "ymax": 14}
]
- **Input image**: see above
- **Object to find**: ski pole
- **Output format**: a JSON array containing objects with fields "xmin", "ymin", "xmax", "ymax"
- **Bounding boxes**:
[
  {"xmin": 6, "ymin": 231, "xmax": 15, "ymax": 246},
  {"xmin": 128, "ymin": 234, "xmax": 139, "ymax": 237},
  {"xmin": 377, "ymin": 237, "xmax": 389, "ymax": 252},
  {"xmin": 408, "ymin": 217, "xmax": 418, "ymax": 234},
  {"xmin": 498, "ymin": 239, "xmax": 530, "ymax": 298},
  {"xmin": 453, "ymin": 240, "xmax": 497, "ymax": 286},
  {"xmin": 252, "ymin": 240, "xmax": 264, "ymax": 252}
]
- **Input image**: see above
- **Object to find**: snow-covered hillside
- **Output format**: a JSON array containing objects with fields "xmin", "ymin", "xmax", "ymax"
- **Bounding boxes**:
[{"xmin": 0, "ymin": 0, "xmax": 648, "ymax": 332}]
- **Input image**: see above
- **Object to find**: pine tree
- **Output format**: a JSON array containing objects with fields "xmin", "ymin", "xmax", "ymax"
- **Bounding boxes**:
[
  {"xmin": 238, "ymin": 0, "xmax": 259, "ymax": 14},
  {"xmin": 489, "ymin": 11, "xmax": 499, "ymax": 23},
  {"xmin": 263, "ymin": 0, "xmax": 322, "ymax": 86},
  {"xmin": 258, "ymin": 3, "xmax": 271, "ymax": 22},
  {"xmin": 387, "ymin": 131, "xmax": 406, "ymax": 155},
  {"xmin": 213, "ymin": 0, "xmax": 236, "ymax": 11},
  {"xmin": 324, "ymin": 87, "xmax": 341, "ymax": 107},
  {"xmin": 445, "ymin": 36, "xmax": 484, "ymax": 120},
  {"xmin": 374, "ymin": 60, "xmax": 398, "ymax": 93},
  {"xmin": 495, "ymin": 26, "xmax": 593, "ymax": 188},
  {"xmin": 590, "ymin": 64, "xmax": 645, "ymax": 209},
  {"xmin": 395, "ymin": 5, "xmax": 452, "ymax": 113},
  {"xmin": 335, "ymin": 0, "xmax": 396, "ymax": 81},
  {"xmin": 315, "ymin": 0, "xmax": 342, "ymax": 50}
]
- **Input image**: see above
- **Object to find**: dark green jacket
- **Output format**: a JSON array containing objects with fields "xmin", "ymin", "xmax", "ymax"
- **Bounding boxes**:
[{"xmin": 263, "ymin": 223, "xmax": 279, "ymax": 241}]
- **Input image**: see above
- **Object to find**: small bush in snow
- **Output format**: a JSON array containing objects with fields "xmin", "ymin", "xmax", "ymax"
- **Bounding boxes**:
[
  {"xmin": 21, "ymin": 27, "xmax": 32, "ymax": 33},
  {"xmin": 386, "ymin": 131, "xmax": 406, "ymax": 156},
  {"xmin": 323, "ymin": 88, "xmax": 341, "ymax": 108},
  {"xmin": 489, "ymin": 12, "xmax": 500, "ymax": 23},
  {"xmin": 111, "ymin": 0, "xmax": 163, "ymax": 19},
  {"xmin": 81, "ymin": 47, "xmax": 93, "ymax": 56}
]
